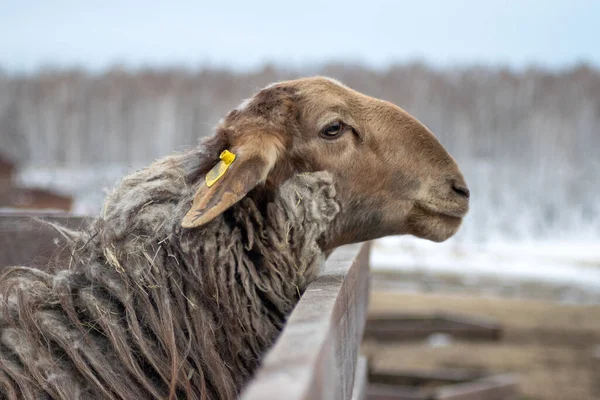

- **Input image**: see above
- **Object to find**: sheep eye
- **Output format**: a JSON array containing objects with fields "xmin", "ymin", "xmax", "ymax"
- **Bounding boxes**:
[{"xmin": 320, "ymin": 121, "xmax": 346, "ymax": 139}]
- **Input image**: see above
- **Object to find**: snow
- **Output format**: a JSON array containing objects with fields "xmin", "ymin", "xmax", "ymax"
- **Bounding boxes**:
[{"xmin": 372, "ymin": 236, "xmax": 600, "ymax": 293}]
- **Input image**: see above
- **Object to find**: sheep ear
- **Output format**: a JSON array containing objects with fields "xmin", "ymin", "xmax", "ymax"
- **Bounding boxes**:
[{"xmin": 181, "ymin": 150, "xmax": 276, "ymax": 229}]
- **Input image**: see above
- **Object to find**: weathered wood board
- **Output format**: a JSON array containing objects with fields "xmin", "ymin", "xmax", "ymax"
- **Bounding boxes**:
[
  {"xmin": 435, "ymin": 374, "xmax": 519, "ymax": 400},
  {"xmin": 367, "ymin": 372, "xmax": 518, "ymax": 400},
  {"xmin": 365, "ymin": 312, "xmax": 502, "ymax": 342},
  {"xmin": 369, "ymin": 369, "xmax": 486, "ymax": 387}
]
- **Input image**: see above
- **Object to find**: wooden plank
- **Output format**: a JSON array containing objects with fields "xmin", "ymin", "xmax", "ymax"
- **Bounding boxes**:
[
  {"xmin": 0, "ymin": 213, "xmax": 88, "ymax": 270},
  {"xmin": 366, "ymin": 374, "xmax": 518, "ymax": 400},
  {"xmin": 351, "ymin": 356, "xmax": 368, "ymax": 400},
  {"xmin": 369, "ymin": 369, "xmax": 485, "ymax": 386},
  {"xmin": 241, "ymin": 242, "xmax": 371, "ymax": 400},
  {"xmin": 435, "ymin": 312, "xmax": 500, "ymax": 331},
  {"xmin": 367, "ymin": 384, "xmax": 429, "ymax": 400},
  {"xmin": 365, "ymin": 312, "xmax": 502, "ymax": 342},
  {"xmin": 435, "ymin": 374, "xmax": 519, "ymax": 400}
]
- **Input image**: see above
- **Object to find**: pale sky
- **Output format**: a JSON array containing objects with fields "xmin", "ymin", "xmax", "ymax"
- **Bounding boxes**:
[{"xmin": 1, "ymin": 0, "xmax": 599, "ymax": 72}]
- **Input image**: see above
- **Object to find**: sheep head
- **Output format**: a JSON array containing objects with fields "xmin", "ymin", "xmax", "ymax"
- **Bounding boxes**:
[{"xmin": 182, "ymin": 77, "xmax": 469, "ymax": 250}]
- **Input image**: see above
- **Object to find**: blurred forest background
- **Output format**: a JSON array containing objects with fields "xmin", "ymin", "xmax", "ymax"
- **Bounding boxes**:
[{"xmin": 1, "ymin": 64, "xmax": 599, "ymax": 245}]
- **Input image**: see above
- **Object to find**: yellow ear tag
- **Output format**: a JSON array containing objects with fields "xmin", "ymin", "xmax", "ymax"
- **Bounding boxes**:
[{"xmin": 205, "ymin": 150, "xmax": 236, "ymax": 187}]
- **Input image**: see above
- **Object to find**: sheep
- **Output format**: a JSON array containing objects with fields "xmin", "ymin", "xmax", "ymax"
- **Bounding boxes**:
[{"xmin": 0, "ymin": 77, "xmax": 470, "ymax": 400}]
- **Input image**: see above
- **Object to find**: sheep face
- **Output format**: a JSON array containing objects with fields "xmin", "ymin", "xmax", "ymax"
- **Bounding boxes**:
[{"xmin": 182, "ymin": 77, "xmax": 469, "ymax": 249}]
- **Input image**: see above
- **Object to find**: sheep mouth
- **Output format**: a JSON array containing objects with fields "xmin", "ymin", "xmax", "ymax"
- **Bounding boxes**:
[
  {"xmin": 417, "ymin": 202, "xmax": 468, "ymax": 220},
  {"xmin": 411, "ymin": 202, "xmax": 465, "ymax": 242}
]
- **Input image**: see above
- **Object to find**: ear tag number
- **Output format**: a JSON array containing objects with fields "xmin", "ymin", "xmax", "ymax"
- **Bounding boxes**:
[{"xmin": 206, "ymin": 150, "xmax": 236, "ymax": 187}]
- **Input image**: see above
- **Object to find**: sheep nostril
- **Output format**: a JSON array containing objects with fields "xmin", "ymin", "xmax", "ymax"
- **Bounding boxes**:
[{"xmin": 452, "ymin": 182, "xmax": 470, "ymax": 199}]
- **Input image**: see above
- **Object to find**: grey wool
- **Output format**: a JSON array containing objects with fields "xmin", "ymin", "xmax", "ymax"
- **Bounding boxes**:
[{"xmin": 0, "ymin": 149, "xmax": 340, "ymax": 400}]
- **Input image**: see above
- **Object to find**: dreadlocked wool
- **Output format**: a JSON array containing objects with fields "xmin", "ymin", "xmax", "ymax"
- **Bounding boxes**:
[{"xmin": 0, "ymin": 149, "xmax": 340, "ymax": 400}]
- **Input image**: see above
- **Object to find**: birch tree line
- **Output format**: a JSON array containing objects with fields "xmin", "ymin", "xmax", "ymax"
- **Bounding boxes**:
[{"xmin": 1, "ymin": 64, "xmax": 598, "ymax": 171}]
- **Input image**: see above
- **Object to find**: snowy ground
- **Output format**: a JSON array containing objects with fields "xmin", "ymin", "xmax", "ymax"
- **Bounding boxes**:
[
  {"xmin": 15, "ymin": 165, "xmax": 600, "ymax": 303},
  {"xmin": 372, "ymin": 236, "xmax": 600, "ymax": 303}
]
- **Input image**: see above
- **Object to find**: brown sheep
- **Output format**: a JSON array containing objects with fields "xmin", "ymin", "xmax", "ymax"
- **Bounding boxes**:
[{"xmin": 0, "ymin": 77, "xmax": 469, "ymax": 400}]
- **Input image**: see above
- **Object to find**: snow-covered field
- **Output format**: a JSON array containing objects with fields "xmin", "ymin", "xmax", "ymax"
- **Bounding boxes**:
[
  {"xmin": 372, "ymin": 236, "xmax": 600, "ymax": 302},
  {"xmin": 16, "ymin": 164, "xmax": 600, "ymax": 302}
]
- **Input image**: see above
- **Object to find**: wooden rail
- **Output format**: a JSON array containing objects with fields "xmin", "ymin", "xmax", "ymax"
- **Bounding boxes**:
[
  {"xmin": 365, "ymin": 312, "xmax": 502, "ymax": 342},
  {"xmin": 367, "ymin": 372, "xmax": 519, "ymax": 400},
  {"xmin": 241, "ymin": 243, "xmax": 371, "ymax": 400}
]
